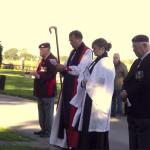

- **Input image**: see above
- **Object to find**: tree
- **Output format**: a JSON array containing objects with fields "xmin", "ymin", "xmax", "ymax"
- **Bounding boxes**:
[
  {"xmin": 4, "ymin": 48, "xmax": 19, "ymax": 60},
  {"xmin": 19, "ymin": 49, "xmax": 36, "ymax": 60},
  {"xmin": 0, "ymin": 42, "xmax": 3, "ymax": 68}
]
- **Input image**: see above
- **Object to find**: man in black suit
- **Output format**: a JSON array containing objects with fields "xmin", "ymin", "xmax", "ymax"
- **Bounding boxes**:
[{"xmin": 121, "ymin": 35, "xmax": 150, "ymax": 150}]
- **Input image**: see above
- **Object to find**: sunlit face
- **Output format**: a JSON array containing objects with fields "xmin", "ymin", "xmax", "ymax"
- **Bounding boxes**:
[
  {"xmin": 93, "ymin": 45, "xmax": 105, "ymax": 56},
  {"xmin": 113, "ymin": 54, "xmax": 120, "ymax": 65},
  {"xmin": 69, "ymin": 35, "xmax": 82, "ymax": 49},
  {"xmin": 39, "ymin": 48, "xmax": 50, "ymax": 57},
  {"xmin": 132, "ymin": 43, "xmax": 144, "ymax": 58}
]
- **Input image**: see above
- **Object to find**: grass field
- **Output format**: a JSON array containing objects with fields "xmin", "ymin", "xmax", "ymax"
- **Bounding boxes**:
[
  {"xmin": 0, "ymin": 127, "xmax": 32, "ymax": 141},
  {"xmin": 0, "ymin": 69, "xmax": 55, "ymax": 150},
  {"xmin": 0, "ymin": 127, "xmax": 49, "ymax": 150},
  {"xmin": 0, "ymin": 69, "xmax": 34, "ymax": 99},
  {"xmin": 0, "ymin": 127, "xmax": 50, "ymax": 150},
  {"xmin": 0, "ymin": 69, "xmax": 61, "ymax": 100}
]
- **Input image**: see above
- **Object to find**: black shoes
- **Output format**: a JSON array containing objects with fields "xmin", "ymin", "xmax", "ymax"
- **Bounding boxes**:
[
  {"xmin": 34, "ymin": 130, "xmax": 44, "ymax": 135},
  {"xmin": 39, "ymin": 132, "xmax": 50, "ymax": 137},
  {"xmin": 34, "ymin": 130, "xmax": 50, "ymax": 137},
  {"xmin": 111, "ymin": 114, "xmax": 116, "ymax": 117}
]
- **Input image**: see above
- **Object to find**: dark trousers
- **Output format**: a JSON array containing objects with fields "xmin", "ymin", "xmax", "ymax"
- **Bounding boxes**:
[
  {"xmin": 127, "ymin": 117, "xmax": 150, "ymax": 150},
  {"xmin": 37, "ymin": 97, "xmax": 54, "ymax": 135},
  {"xmin": 111, "ymin": 90, "xmax": 123, "ymax": 116}
]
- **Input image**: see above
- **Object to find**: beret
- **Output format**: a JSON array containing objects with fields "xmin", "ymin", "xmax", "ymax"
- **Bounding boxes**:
[
  {"xmin": 39, "ymin": 42, "xmax": 50, "ymax": 48},
  {"xmin": 132, "ymin": 35, "xmax": 149, "ymax": 43}
]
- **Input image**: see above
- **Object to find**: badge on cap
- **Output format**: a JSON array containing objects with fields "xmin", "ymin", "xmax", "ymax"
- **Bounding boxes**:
[{"xmin": 39, "ymin": 42, "xmax": 50, "ymax": 49}]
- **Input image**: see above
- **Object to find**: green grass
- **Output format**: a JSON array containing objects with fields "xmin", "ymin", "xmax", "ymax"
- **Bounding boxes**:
[
  {"xmin": 0, "ymin": 69, "xmax": 34, "ymax": 99},
  {"xmin": 0, "ymin": 145, "xmax": 50, "ymax": 150},
  {"xmin": 0, "ymin": 127, "xmax": 49, "ymax": 150},
  {"xmin": 0, "ymin": 69, "xmax": 61, "ymax": 100},
  {"xmin": 0, "ymin": 127, "xmax": 32, "ymax": 142},
  {"xmin": 0, "ymin": 69, "xmax": 23, "ymax": 74}
]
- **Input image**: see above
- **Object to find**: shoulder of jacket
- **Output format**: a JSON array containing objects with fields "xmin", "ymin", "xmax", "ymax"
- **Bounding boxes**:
[
  {"xmin": 120, "ymin": 62, "xmax": 127, "ymax": 68},
  {"xmin": 86, "ymin": 48, "xmax": 92, "ymax": 52},
  {"xmin": 83, "ymin": 48, "xmax": 92, "ymax": 56},
  {"xmin": 50, "ymin": 53, "xmax": 57, "ymax": 60},
  {"xmin": 99, "ymin": 57, "xmax": 114, "ymax": 68},
  {"xmin": 101, "ymin": 57, "xmax": 112, "ymax": 63}
]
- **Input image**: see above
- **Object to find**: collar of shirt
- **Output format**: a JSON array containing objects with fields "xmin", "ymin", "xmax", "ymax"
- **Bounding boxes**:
[
  {"xmin": 43, "ymin": 53, "xmax": 51, "ymax": 60},
  {"xmin": 140, "ymin": 50, "xmax": 150, "ymax": 61},
  {"xmin": 137, "ymin": 51, "xmax": 150, "ymax": 68}
]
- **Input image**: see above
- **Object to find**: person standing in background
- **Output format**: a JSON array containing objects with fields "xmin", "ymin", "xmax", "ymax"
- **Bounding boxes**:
[{"xmin": 111, "ymin": 53, "xmax": 128, "ymax": 117}]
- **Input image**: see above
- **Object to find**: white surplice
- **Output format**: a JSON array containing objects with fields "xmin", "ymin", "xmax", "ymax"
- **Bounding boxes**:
[{"xmin": 70, "ymin": 57, "xmax": 115, "ymax": 132}]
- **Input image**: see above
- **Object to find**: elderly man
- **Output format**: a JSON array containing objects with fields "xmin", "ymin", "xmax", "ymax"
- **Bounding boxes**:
[
  {"xmin": 111, "ymin": 53, "xmax": 128, "ymax": 117},
  {"xmin": 50, "ymin": 30, "xmax": 93, "ymax": 149},
  {"xmin": 30, "ymin": 42, "xmax": 57, "ymax": 137},
  {"xmin": 121, "ymin": 35, "xmax": 150, "ymax": 150}
]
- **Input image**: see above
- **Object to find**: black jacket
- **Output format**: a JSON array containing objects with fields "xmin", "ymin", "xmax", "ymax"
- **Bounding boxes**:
[
  {"xmin": 123, "ymin": 53, "xmax": 150, "ymax": 118},
  {"xmin": 34, "ymin": 53, "xmax": 57, "ymax": 98}
]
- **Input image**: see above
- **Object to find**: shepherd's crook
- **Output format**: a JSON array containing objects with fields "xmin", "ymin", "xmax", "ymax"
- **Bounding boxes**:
[{"xmin": 49, "ymin": 26, "xmax": 62, "ymax": 89}]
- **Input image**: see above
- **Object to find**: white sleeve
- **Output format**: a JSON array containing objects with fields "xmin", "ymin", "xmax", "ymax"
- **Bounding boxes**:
[
  {"xmin": 63, "ymin": 59, "xmax": 68, "ymax": 67},
  {"xmin": 86, "ymin": 58, "xmax": 115, "ymax": 113},
  {"xmin": 67, "ymin": 49, "xmax": 93, "ymax": 76}
]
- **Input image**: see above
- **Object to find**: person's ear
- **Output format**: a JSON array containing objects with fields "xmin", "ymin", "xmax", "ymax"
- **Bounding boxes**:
[{"xmin": 143, "ymin": 43, "xmax": 147, "ymax": 49}]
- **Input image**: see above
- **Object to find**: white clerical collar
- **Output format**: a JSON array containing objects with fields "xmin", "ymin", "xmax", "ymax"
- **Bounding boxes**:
[{"xmin": 140, "ymin": 51, "xmax": 150, "ymax": 61}]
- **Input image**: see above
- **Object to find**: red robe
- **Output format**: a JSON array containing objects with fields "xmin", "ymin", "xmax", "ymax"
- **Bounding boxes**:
[{"xmin": 58, "ymin": 43, "xmax": 89, "ymax": 148}]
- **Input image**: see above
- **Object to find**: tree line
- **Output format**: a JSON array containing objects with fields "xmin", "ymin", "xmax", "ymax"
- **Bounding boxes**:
[
  {"xmin": 3, "ymin": 48, "xmax": 39, "ymax": 61},
  {"xmin": 0, "ymin": 45, "xmax": 68, "ymax": 65}
]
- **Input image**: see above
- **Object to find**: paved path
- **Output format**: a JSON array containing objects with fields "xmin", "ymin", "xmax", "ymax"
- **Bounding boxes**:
[
  {"xmin": 0, "ymin": 94, "xmax": 129, "ymax": 150},
  {"xmin": 0, "ymin": 94, "xmax": 50, "ymax": 149}
]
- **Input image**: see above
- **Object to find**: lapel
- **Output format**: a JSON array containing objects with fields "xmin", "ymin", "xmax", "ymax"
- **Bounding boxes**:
[
  {"xmin": 124, "ymin": 59, "xmax": 140, "ymax": 82},
  {"xmin": 138, "ymin": 53, "xmax": 150, "ymax": 69},
  {"xmin": 125, "ymin": 53, "xmax": 150, "ymax": 82}
]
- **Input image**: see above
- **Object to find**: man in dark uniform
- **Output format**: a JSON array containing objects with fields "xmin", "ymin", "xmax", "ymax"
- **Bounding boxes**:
[
  {"xmin": 121, "ymin": 35, "xmax": 150, "ymax": 149},
  {"xmin": 30, "ymin": 42, "xmax": 57, "ymax": 137}
]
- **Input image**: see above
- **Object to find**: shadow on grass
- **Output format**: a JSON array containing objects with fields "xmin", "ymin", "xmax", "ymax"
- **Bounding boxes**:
[
  {"xmin": 0, "ymin": 120, "xmax": 51, "ymax": 148},
  {"xmin": 0, "ymin": 94, "xmax": 36, "ymax": 105},
  {"xmin": 10, "ymin": 120, "xmax": 39, "ymax": 130},
  {"xmin": 0, "ymin": 127, "xmax": 33, "ymax": 142}
]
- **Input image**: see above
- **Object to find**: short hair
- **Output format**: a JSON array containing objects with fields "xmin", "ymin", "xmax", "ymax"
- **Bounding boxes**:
[
  {"xmin": 92, "ymin": 38, "xmax": 112, "ymax": 51},
  {"xmin": 132, "ymin": 35, "xmax": 149, "ymax": 43},
  {"xmin": 69, "ymin": 30, "xmax": 83, "ymax": 39},
  {"xmin": 114, "ymin": 53, "xmax": 120, "ymax": 57}
]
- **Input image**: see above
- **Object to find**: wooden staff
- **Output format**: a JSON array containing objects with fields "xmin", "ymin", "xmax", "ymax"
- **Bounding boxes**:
[
  {"xmin": 49, "ymin": 26, "xmax": 70, "ymax": 149},
  {"xmin": 49, "ymin": 26, "xmax": 62, "ymax": 89}
]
